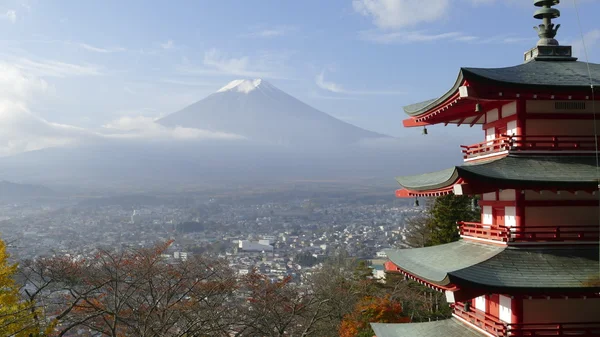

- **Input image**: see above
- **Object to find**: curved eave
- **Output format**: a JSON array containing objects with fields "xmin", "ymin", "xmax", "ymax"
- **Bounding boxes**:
[
  {"xmin": 456, "ymin": 155, "xmax": 600, "ymax": 190},
  {"xmin": 402, "ymin": 60, "xmax": 600, "ymax": 123},
  {"xmin": 395, "ymin": 167, "xmax": 460, "ymax": 192},
  {"xmin": 384, "ymin": 241, "xmax": 505, "ymax": 287},
  {"xmin": 403, "ymin": 71, "xmax": 466, "ymax": 117},
  {"xmin": 462, "ymin": 60, "xmax": 600, "ymax": 90},
  {"xmin": 448, "ymin": 246, "xmax": 600, "ymax": 292},
  {"xmin": 372, "ymin": 319, "xmax": 484, "ymax": 337},
  {"xmin": 396, "ymin": 156, "xmax": 600, "ymax": 195}
]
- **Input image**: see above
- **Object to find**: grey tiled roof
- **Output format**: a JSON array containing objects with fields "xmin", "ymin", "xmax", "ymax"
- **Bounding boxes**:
[
  {"xmin": 403, "ymin": 59, "xmax": 600, "ymax": 117},
  {"xmin": 387, "ymin": 242, "xmax": 600, "ymax": 291},
  {"xmin": 463, "ymin": 60, "xmax": 600, "ymax": 88},
  {"xmin": 385, "ymin": 241, "xmax": 504, "ymax": 285},
  {"xmin": 451, "ymin": 246, "xmax": 600, "ymax": 291},
  {"xmin": 371, "ymin": 319, "xmax": 484, "ymax": 337},
  {"xmin": 403, "ymin": 98, "xmax": 438, "ymax": 116},
  {"xmin": 395, "ymin": 167, "xmax": 458, "ymax": 191},
  {"xmin": 395, "ymin": 155, "xmax": 599, "ymax": 192}
]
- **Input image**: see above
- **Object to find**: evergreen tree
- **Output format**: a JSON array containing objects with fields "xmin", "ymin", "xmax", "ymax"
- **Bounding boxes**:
[{"xmin": 426, "ymin": 194, "xmax": 479, "ymax": 246}]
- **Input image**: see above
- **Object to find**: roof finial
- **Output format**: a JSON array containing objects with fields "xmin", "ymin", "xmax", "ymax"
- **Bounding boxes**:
[{"xmin": 533, "ymin": 0, "xmax": 561, "ymax": 46}]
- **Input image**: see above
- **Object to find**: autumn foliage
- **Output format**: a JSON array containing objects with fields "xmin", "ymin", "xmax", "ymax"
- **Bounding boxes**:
[
  {"xmin": 0, "ymin": 238, "xmax": 45, "ymax": 336},
  {"xmin": 339, "ymin": 296, "xmax": 410, "ymax": 337}
]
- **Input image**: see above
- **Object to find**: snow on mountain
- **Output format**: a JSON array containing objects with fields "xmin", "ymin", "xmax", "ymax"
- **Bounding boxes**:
[
  {"xmin": 157, "ymin": 79, "xmax": 387, "ymax": 147},
  {"xmin": 216, "ymin": 79, "xmax": 266, "ymax": 94}
]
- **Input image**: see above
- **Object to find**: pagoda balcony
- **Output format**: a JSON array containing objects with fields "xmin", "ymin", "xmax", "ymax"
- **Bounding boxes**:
[
  {"xmin": 506, "ymin": 322, "xmax": 600, "ymax": 336},
  {"xmin": 461, "ymin": 135, "xmax": 600, "ymax": 161},
  {"xmin": 454, "ymin": 302, "xmax": 600, "ymax": 336},
  {"xmin": 453, "ymin": 302, "xmax": 507, "ymax": 336},
  {"xmin": 458, "ymin": 222, "xmax": 600, "ymax": 244}
]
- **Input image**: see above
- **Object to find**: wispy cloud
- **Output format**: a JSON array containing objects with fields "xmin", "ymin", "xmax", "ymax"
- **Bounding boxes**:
[
  {"xmin": 13, "ymin": 58, "xmax": 102, "ymax": 77},
  {"xmin": 102, "ymin": 116, "xmax": 245, "ymax": 141},
  {"xmin": 353, "ymin": 0, "xmax": 532, "ymax": 45},
  {"xmin": 571, "ymin": 29, "xmax": 600, "ymax": 59},
  {"xmin": 176, "ymin": 48, "xmax": 287, "ymax": 79},
  {"xmin": 359, "ymin": 30, "xmax": 470, "ymax": 44},
  {"xmin": 160, "ymin": 79, "xmax": 217, "ymax": 87},
  {"xmin": 359, "ymin": 29, "xmax": 532, "ymax": 45},
  {"xmin": 3, "ymin": 10, "xmax": 16, "ymax": 23},
  {"xmin": 241, "ymin": 26, "xmax": 295, "ymax": 39},
  {"xmin": 161, "ymin": 40, "xmax": 175, "ymax": 50},
  {"xmin": 316, "ymin": 71, "xmax": 405, "ymax": 96},
  {"xmin": 79, "ymin": 43, "xmax": 125, "ymax": 53},
  {"xmin": 0, "ymin": 62, "xmax": 243, "ymax": 156}
]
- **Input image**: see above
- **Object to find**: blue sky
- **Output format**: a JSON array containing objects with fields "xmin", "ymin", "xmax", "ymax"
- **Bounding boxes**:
[{"xmin": 0, "ymin": 0, "xmax": 599, "ymax": 155}]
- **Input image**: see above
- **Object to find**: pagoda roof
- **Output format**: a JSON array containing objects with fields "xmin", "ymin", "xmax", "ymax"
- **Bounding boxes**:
[
  {"xmin": 371, "ymin": 319, "xmax": 483, "ymax": 337},
  {"xmin": 385, "ymin": 241, "xmax": 504, "ymax": 286},
  {"xmin": 404, "ymin": 59, "xmax": 600, "ymax": 118},
  {"xmin": 396, "ymin": 155, "xmax": 599, "ymax": 193},
  {"xmin": 387, "ymin": 241, "xmax": 600, "ymax": 291},
  {"xmin": 451, "ymin": 246, "xmax": 600, "ymax": 291}
]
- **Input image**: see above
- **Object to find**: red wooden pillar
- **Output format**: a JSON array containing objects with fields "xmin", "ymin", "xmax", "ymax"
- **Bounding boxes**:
[
  {"xmin": 515, "ymin": 189, "xmax": 525, "ymax": 240},
  {"xmin": 511, "ymin": 295, "xmax": 523, "ymax": 326},
  {"xmin": 516, "ymin": 99, "xmax": 526, "ymax": 137}
]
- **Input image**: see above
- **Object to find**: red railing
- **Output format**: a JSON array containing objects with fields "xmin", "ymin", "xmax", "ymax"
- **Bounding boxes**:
[
  {"xmin": 457, "ymin": 222, "xmax": 600, "ymax": 243},
  {"xmin": 509, "ymin": 135, "xmax": 600, "ymax": 152},
  {"xmin": 506, "ymin": 322, "xmax": 600, "ymax": 336},
  {"xmin": 453, "ymin": 302, "xmax": 507, "ymax": 336},
  {"xmin": 509, "ymin": 225, "xmax": 600, "ymax": 242},
  {"xmin": 461, "ymin": 135, "xmax": 600, "ymax": 160},
  {"xmin": 458, "ymin": 221, "xmax": 510, "ymax": 242},
  {"xmin": 454, "ymin": 302, "xmax": 600, "ymax": 336},
  {"xmin": 461, "ymin": 136, "xmax": 510, "ymax": 159}
]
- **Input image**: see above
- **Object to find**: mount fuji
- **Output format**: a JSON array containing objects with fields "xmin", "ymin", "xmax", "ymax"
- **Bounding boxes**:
[
  {"xmin": 0, "ymin": 79, "xmax": 464, "ymax": 189},
  {"xmin": 157, "ymin": 79, "xmax": 387, "ymax": 147}
]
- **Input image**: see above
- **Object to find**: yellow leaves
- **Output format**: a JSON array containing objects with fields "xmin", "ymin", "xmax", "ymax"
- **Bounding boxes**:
[{"xmin": 0, "ymin": 237, "xmax": 41, "ymax": 336}]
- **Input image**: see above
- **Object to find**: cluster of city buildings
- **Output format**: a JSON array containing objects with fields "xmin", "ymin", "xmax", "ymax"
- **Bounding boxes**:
[{"xmin": 0, "ymin": 195, "xmax": 421, "ymax": 283}]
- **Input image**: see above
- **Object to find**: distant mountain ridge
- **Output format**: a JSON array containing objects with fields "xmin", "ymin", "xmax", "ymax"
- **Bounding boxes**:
[
  {"xmin": 158, "ymin": 79, "xmax": 387, "ymax": 147},
  {"xmin": 0, "ymin": 180, "xmax": 54, "ymax": 199}
]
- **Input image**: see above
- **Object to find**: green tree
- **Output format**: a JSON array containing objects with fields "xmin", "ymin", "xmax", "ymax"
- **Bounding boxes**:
[{"xmin": 426, "ymin": 194, "xmax": 479, "ymax": 246}]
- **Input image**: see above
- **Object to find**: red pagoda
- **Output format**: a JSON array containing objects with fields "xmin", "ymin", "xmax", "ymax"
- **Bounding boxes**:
[{"xmin": 372, "ymin": 1, "xmax": 600, "ymax": 336}]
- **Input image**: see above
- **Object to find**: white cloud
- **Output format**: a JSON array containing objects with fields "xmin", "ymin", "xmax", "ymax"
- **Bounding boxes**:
[
  {"xmin": 353, "ymin": 0, "xmax": 449, "ymax": 30},
  {"xmin": 12, "ymin": 58, "xmax": 102, "ymax": 77},
  {"xmin": 242, "ymin": 26, "xmax": 295, "ymax": 38},
  {"xmin": 79, "ymin": 43, "xmax": 125, "ymax": 53},
  {"xmin": 175, "ymin": 48, "xmax": 284, "ymax": 79},
  {"xmin": 0, "ymin": 63, "xmax": 94, "ymax": 156},
  {"xmin": 0, "ymin": 62, "xmax": 243, "ymax": 157},
  {"xmin": 4, "ymin": 10, "xmax": 16, "ymax": 23},
  {"xmin": 359, "ymin": 30, "xmax": 470, "ymax": 44},
  {"xmin": 353, "ymin": 0, "xmax": 534, "ymax": 45},
  {"xmin": 160, "ymin": 79, "xmax": 216, "ymax": 87},
  {"xmin": 571, "ymin": 29, "xmax": 600, "ymax": 60},
  {"xmin": 161, "ymin": 40, "xmax": 175, "ymax": 50},
  {"xmin": 316, "ymin": 70, "xmax": 405, "ymax": 95},
  {"xmin": 101, "ymin": 116, "xmax": 245, "ymax": 141}
]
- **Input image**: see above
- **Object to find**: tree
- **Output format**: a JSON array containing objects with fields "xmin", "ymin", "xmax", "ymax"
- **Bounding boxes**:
[
  {"xmin": 302, "ymin": 252, "xmax": 382, "ymax": 336},
  {"xmin": 403, "ymin": 214, "xmax": 432, "ymax": 248},
  {"xmin": 231, "ymin": 272, "xmax": 329, "ymax": 337},
  {"xmin": 427, "ymin": 194, "xmax": 479, "ymax": 246},
  {"xmin": 20, "ymin": 241, "xmax": 238, "ymax": 337},
  {"xmin": 405, "ymin": 195, "xmax": 479, "ymax": 247},
  {"xmin": 0, "ymin": 238, "xmax": 42, "ymax": 336},
  {"xmin": 384, "ymin": 274, "xmax": 451, "ymax": 322},
  {"xmin": 338, "ymin": 296, "xmax": 409, "ymax": 337}
]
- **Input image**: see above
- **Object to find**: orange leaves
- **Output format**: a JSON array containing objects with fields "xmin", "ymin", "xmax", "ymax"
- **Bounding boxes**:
[{"xmin": 339, "ymin": 296, "xmax": 410, "ymax": 337}]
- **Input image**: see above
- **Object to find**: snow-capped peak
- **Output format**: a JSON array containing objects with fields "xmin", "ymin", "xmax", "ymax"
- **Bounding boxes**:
[{"xmin": 217, "ymin": 79, "xmax": 265, "ymax": 94}]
